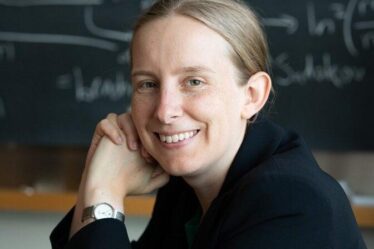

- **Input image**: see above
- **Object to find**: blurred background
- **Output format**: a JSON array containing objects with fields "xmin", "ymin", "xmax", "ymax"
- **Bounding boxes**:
[{"xmin": 0, "ymin": 0, "xmax": 373, "ymax": 248}]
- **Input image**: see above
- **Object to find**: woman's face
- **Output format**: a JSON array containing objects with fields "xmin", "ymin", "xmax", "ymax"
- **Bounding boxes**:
[{"xmin": 131, "ymin": 15, "xmax": 249, "ymax": 177}]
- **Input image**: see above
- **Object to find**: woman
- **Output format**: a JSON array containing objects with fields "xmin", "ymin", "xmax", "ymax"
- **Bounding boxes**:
[{"xmin": 51, "ymin": 0, "xmax": 366, "ymax": 248}]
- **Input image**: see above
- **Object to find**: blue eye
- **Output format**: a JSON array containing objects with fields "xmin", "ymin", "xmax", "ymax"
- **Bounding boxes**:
[{"xmin": 187, "ymin": 79, "xmax": 203, "ymax": 86}]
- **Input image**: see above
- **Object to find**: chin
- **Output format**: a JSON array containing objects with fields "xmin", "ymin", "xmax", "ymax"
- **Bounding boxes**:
[{"xmin": 158, "ymin": 158, "xmax": 202, "ymax": 177}]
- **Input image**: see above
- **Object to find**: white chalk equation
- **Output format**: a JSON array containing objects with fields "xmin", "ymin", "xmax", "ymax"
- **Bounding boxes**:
[
  {"xmin": 0, "ymin": 0, "xmax": 371, "ymax": 92},
  {"xmin": 272, "ymin": 53, "xmax": 366, "ymax": 88},
  {"xmin": 263, "ymin": 0, "xmax": 374, "ymax": 56},
  {"xmin": 0, "ymin": 97, "xmax": 6, "ymax": 118},
  {"xmin": 84, "ymin": 7, "xmax": 133, "ymax": 43},
  {"xmin": 56, "ymin": 67, "xmax": 132, "ymax": 103},
  {"xmin": 0, "ymin": 3, "xmax": 139, "ymax": 52}
]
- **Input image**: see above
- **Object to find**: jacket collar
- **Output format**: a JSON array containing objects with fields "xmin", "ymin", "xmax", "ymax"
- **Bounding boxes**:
[{"xmin": 218, "ymin": 116, "xmax": 294, "ymax": 195}]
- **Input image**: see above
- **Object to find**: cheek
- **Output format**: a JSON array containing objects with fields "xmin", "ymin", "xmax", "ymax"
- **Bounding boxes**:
[
  {"xmin": 207, "ymin": 90, "xmax": 244, "ymax": 135},
  {"xmin": 186, "ymin": 92, "xmax": 221, "ymax": 122},
  {"xmin": 200, "ymin": 87, "xmax": 241, "ymax": 119},
  {"xmin": 187, "ymin": 92, "xmax": 232, "ymax": 138},
  {"xmin": 131, "ymin": 97, "xmax": 153, "ymax": 132}
]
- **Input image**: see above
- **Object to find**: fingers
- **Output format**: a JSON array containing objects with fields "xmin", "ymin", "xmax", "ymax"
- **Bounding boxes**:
[
  {"xmin": 93, "ymin": 114, "xmax": 124, "ymax": 145},
  {"xmin": 100, "ymin": 113, "xmax": 125, "ymax": 145},
  {"xmin": 117, "ymin": 113, "xmax": 140, "ymax": 151},
  {"xmin": 85, "ymin": 113, "xmax": 123, "ymax": 168}
]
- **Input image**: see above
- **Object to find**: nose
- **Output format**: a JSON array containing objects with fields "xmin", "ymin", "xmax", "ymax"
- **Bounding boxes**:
[{"xmin": 155, "ymin": 87, "xmax": 183, "ymax": 124}]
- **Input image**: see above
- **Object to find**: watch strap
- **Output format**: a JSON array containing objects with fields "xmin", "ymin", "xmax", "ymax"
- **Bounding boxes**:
[
  {"xmin": 81, "ymin": 202, "xmax": 125, "ymax": 223},
  {"xmin": 81, "ymin": 205, "xmax": 94, "ymax": 222},
  {"xmin": 113, "ymin": 210, "xmax": 125, "ymax": 222}
]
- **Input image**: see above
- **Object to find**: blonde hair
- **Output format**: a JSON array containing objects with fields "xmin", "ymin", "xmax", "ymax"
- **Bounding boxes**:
[{"xmin": 132, "ymin": 0, "xmax": 270, "ymax": 84}]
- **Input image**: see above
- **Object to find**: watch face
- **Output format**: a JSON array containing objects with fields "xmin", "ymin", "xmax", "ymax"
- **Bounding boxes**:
[{"xmin": 94, "ymin": 203, "xmax": 114, "ymax": 219}]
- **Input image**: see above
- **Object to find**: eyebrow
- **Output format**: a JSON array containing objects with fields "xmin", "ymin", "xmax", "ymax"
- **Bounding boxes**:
[
  {"xmin": 131, "ymin": 70, "xmax": 155, "ymax": 78},
  {"xmin": 131, "ymin": 65, "xmax": 215, "ymax": 78},
  {"xmin": 176, "ymin": 66, "xmax": 216, "ymax": 74}
]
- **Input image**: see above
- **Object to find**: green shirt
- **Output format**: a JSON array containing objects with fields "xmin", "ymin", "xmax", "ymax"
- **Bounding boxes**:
[{"xmin": 184, "ymin": 210, "xmax": 202, "ymax": 249}]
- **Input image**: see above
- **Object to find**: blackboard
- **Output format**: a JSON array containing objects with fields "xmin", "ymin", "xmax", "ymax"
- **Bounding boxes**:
[{"xmin": 0, "ymin": 0, "xmax": 373, "ymax": 150}]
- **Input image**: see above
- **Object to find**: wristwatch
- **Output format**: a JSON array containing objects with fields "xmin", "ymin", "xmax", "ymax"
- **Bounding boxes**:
[{"xmin": 82, "ymin": 202, "xmax": 125, "ymax": 223}]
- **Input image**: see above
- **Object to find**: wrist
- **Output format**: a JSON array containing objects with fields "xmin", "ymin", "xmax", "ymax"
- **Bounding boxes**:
[
  {"xmin": 81, "ymin": 202, "xmax": 125, "ymax": 223},
  {"xmin": 82, "ymin": 187, "xmax": 125, "ymax": 213}
]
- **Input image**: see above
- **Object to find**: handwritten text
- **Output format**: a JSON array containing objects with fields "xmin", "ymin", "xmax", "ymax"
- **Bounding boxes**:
[
  {"xmin": 273, "ymin": 53, "xmax": 366, "ymax": 88},
  {"xmin": 56, "ymin": 67, "xmax": 132, "ymax": 103}
]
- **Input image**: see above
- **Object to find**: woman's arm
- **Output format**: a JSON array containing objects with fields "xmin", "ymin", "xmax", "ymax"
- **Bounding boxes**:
[{"xmin": 69, "ymin": 113, "xmax": 169, "ymax": 240}]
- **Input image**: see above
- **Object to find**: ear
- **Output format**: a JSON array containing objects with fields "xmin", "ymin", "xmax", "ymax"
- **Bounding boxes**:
[{"xmin": 241, "ymin": 71, "xmax": 272, "ymax": 120}]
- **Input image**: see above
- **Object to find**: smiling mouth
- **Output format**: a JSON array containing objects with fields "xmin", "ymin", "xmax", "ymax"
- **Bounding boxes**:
[{"xmin": 155, "ymin": 130, "xmax": 199, "ymax": 144}]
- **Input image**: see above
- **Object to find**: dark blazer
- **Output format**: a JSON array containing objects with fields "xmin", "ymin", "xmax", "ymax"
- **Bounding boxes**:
[{"xmin": 51, "ymin": 117, "xmax": 367, "ymax": 249}]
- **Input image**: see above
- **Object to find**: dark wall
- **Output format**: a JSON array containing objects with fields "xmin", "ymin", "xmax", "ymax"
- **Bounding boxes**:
[{"xmin": 0, "ymin": 0, "xmax": 373, "ymax": 150}]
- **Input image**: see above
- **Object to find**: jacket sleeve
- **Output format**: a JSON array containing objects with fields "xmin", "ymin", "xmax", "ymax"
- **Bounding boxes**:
[
  {"xmin": 218, "ymin": 172, "xmax": 366, "ymax": 249},
  {"xmin": 50, "ymin": 207, "xmax": 133, "ymax": 249},
  {"xmin": 50, "ymin": 183, "xmax": 174, "ymax": 249}
]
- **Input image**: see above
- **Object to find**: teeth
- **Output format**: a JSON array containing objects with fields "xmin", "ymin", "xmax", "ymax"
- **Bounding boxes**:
[
  {"xmin": 159, "ymin": 130, "xmax": 197, "ymax": 144},
  {"xmin": 172, "ymin": 135, "xmax": 179, "ymax": 143},
  {"xmin": 160, "ymin": 135, "xmax": 166, "ymax": 142},
  {"xmin": 178, "ymin": 133, "xmax": 185, "ymax": 141}
]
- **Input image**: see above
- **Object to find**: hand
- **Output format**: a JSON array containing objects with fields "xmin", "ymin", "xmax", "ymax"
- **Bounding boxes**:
[
  {"xmin": 70, "ymin": 114, "xmax": 169, "ymax": 238},
  {"xmin": 85, "ymin": 135, "xmax": 169, "ymax": 197},
  {"xmin": 85, "ymin": 113, "xmax": 155, "ymax": 169},
  {"xmin": 83, "ymin": 112, "xmax": 168, "ymax": 197}
]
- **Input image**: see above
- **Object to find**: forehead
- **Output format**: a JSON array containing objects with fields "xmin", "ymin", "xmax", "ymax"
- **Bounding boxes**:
[{"xmin": 131, "ymin": 14, "xmax": 233, "ymax": 73}]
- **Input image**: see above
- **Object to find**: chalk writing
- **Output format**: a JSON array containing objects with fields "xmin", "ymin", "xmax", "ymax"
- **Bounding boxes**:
[
  {"xmin": 273, "ymin": 53, "xmax": 366, "ymax": 88},
  {"xmin": 117, "ymin": 48, "xmax": 130, "ymax": 65},
  {"xmin": 307, "ymin": 2, "xmax": 336, "ymax": 36},
  {"xmin": 344, "ymin": 0, "xmax": 359, "ymax": 56},
  {"xmin": 336, "ymin": 0, "xmax": 374, "ymax": 56},
  {"xmin": 357, "ymin": 0, "xmax": 374, "ymax": 15},
  {"xmin": 0, "ymin": 43, "xmax": 15, "ymax": 62},
  {"xmin": 262, "ymin": 15, "xmax": 298, "ymax": 34},
  {"xmin": 354, "ymin": 20, "xmax": 374, "ymax": 29},
  {"xmin": 330, "ymin": 3, "xmax": 346, "ymax": 20},
  {"xmin": 0, "ymin": 0, "xmax": 372, "ymax": 148},
  {"xmin": 315, "ymin": 0, "xmax": 374, "ymax": 55},
  {"xmin": 0, "ymin": 97, "xmax": 5, "ymax": 118},
  {"xmin": 56, "ymin": 67, "xmax": 132, "ymax": 103},
  {"xmin": 0, "ymin": 0, "xmax": 103, "ymax": 6},
  {"xmin": 84, "ymin": 7, "xmax": 133, "ymax": 42},
  {"xmin": 0, "ymin": 31, "xmax": 118, "ymax": 51},
  {"xmin": 262, "ymin": 0, "xmax": 374, "ymax": 56}
]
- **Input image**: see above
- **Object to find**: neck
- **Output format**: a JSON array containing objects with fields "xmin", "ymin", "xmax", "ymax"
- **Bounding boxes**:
[
  {"xmin": 184, "ymin": 166, "xmax": 229, "ymax": 215},
  {"xmin": 183, "ymin": 124, "xmax": 247, "ymax": 215}
]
